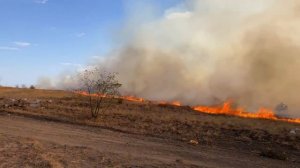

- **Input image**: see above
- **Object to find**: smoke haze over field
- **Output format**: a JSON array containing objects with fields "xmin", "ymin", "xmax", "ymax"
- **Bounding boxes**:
[{"xmin": 41, "ymin": 0, "xmax": 300, "ymax": 117}]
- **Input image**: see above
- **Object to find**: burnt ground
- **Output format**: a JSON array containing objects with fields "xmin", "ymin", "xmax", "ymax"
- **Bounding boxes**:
[{"xmin": 0, "ymin": 87, "xmax": 299, "ymax": 167}]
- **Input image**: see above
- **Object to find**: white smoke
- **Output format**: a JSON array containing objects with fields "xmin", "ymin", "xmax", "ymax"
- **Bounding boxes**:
[{"xmin": 39, "ymin": 0, "xmax": 300, "ymax": 117}]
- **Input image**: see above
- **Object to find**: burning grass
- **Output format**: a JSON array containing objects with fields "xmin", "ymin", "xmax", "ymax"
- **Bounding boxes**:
[
  {"xmin": 0, "ymin": 87, "xmax": 300, "ymax": 162},
  {"xmin": 75, "ymin": 91, "xmax": 300, "ymax": 124},
  {"xmin": 193, "ymin": 101, "xmax": 300, "ymax": 124}
]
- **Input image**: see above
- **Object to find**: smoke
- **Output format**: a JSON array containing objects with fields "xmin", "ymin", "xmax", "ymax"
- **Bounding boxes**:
[{"xmin": 40, "ymin": 0, "xmax": 300, "ymax": 117}]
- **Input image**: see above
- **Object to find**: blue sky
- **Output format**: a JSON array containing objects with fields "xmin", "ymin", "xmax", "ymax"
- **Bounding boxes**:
[{"xmin": 0, "ymin": 0, "xmax": 181, "ymax": 86}]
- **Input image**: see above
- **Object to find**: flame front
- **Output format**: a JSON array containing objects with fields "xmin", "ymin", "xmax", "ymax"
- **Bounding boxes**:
[
  {"xmin": 75, "ymin": 91, "xmax": 300, "ymax": 124},
  {"xmin": 193, "ymin": 101, "xmax": 300, "ymax": 124},
  {"xmin": 159, "ymin": 101, "xmax": 182, "ymax": 106}
]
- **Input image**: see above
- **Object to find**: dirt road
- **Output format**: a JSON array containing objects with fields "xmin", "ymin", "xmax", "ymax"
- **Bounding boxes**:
[{"xmin": 0, "ymin": 114, "xmax": 297, "ymax": 167}]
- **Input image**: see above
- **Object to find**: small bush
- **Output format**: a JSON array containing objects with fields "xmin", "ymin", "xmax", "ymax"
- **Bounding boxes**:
[{"xmin": 79, "ymin": 68, "xmax": 121, "ymax": 118}]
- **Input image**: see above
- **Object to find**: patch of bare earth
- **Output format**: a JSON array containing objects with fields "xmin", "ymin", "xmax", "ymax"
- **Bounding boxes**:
[
  {"xmin": 0, "ymin": 134, "xmax": 113, "ymax": 167},
  {"xmin": 0, "ymin": 87, "xmax": 299, "ymax": 167},
  {"xmin": 1, "ymin": 133, "xmax": 183, "ymax": 168}
]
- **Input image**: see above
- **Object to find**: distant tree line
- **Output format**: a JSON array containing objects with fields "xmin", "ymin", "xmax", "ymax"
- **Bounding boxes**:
[{"xmin": 15, "ymin": 84, "xmax": 36, "ymax": 89}]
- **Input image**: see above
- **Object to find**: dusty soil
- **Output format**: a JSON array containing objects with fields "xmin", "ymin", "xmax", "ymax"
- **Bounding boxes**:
[
  {"xmin": 0, "ymin": 114, "xmax": 298, "ymax": 168},
  {"xmin": 0, "ymin": 87, "xmax": 299, "ymax": 167}
]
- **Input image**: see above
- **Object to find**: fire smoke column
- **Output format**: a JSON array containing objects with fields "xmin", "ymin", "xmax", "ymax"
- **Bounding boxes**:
[{"xmin": 50, "ymin": 0, "xmax": 300, "ymax": 118}]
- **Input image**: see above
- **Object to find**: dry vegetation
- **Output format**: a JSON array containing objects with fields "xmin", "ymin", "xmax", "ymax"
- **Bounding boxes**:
[
  {"xmin": 0, "ymin": 133, "xmax": 158, "ymax": 167},
  {"xmin": 0, "ymin": 87, "xmax": 299, "ymax": 164}
]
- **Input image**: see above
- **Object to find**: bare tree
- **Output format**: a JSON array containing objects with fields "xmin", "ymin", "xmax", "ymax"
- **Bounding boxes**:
[{"xmin": 79, "ymin": 68, "xmax": 121, "ymax": 118}]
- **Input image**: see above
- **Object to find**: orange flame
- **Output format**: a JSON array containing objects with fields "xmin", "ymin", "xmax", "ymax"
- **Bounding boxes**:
[
  {"xmin": 159, "ymin": 101, "xmax": 182, "ymax": 106},
  {"xmin": 193, "ymin": 101, "xmax": 300, "ymax": 124},
  {"xmin": 75, "ymin": 91, "xmax": 300, "ymax": 124},
  {"xmin": 120, "ymin": 95, "xmax": 145, "ymax": 102},
  {"xmin": 75, "ymin": 91, "xmax": 145, "ymax": 102}
]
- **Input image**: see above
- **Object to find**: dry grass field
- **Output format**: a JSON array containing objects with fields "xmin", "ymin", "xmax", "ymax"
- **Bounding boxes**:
[{"xmin": 0, "ymin": 87, "xmax": 299, "ymax": 167}]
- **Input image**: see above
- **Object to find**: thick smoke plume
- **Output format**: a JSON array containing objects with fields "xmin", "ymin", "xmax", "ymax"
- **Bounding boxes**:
[{"xmin": 41, "ymin": 0, "xmax": 300, "ymax": 117}]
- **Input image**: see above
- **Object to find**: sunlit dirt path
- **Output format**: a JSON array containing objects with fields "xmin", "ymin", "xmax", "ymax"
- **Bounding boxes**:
[{"xmin": 0, "ymin": 114, "xmax": 297, "ymax": 167}]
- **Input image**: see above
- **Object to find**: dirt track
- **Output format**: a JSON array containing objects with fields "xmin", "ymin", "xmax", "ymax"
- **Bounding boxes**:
[{"xmin": 0, "ymin": 114, "xmax": 298, "ymax": 168}]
